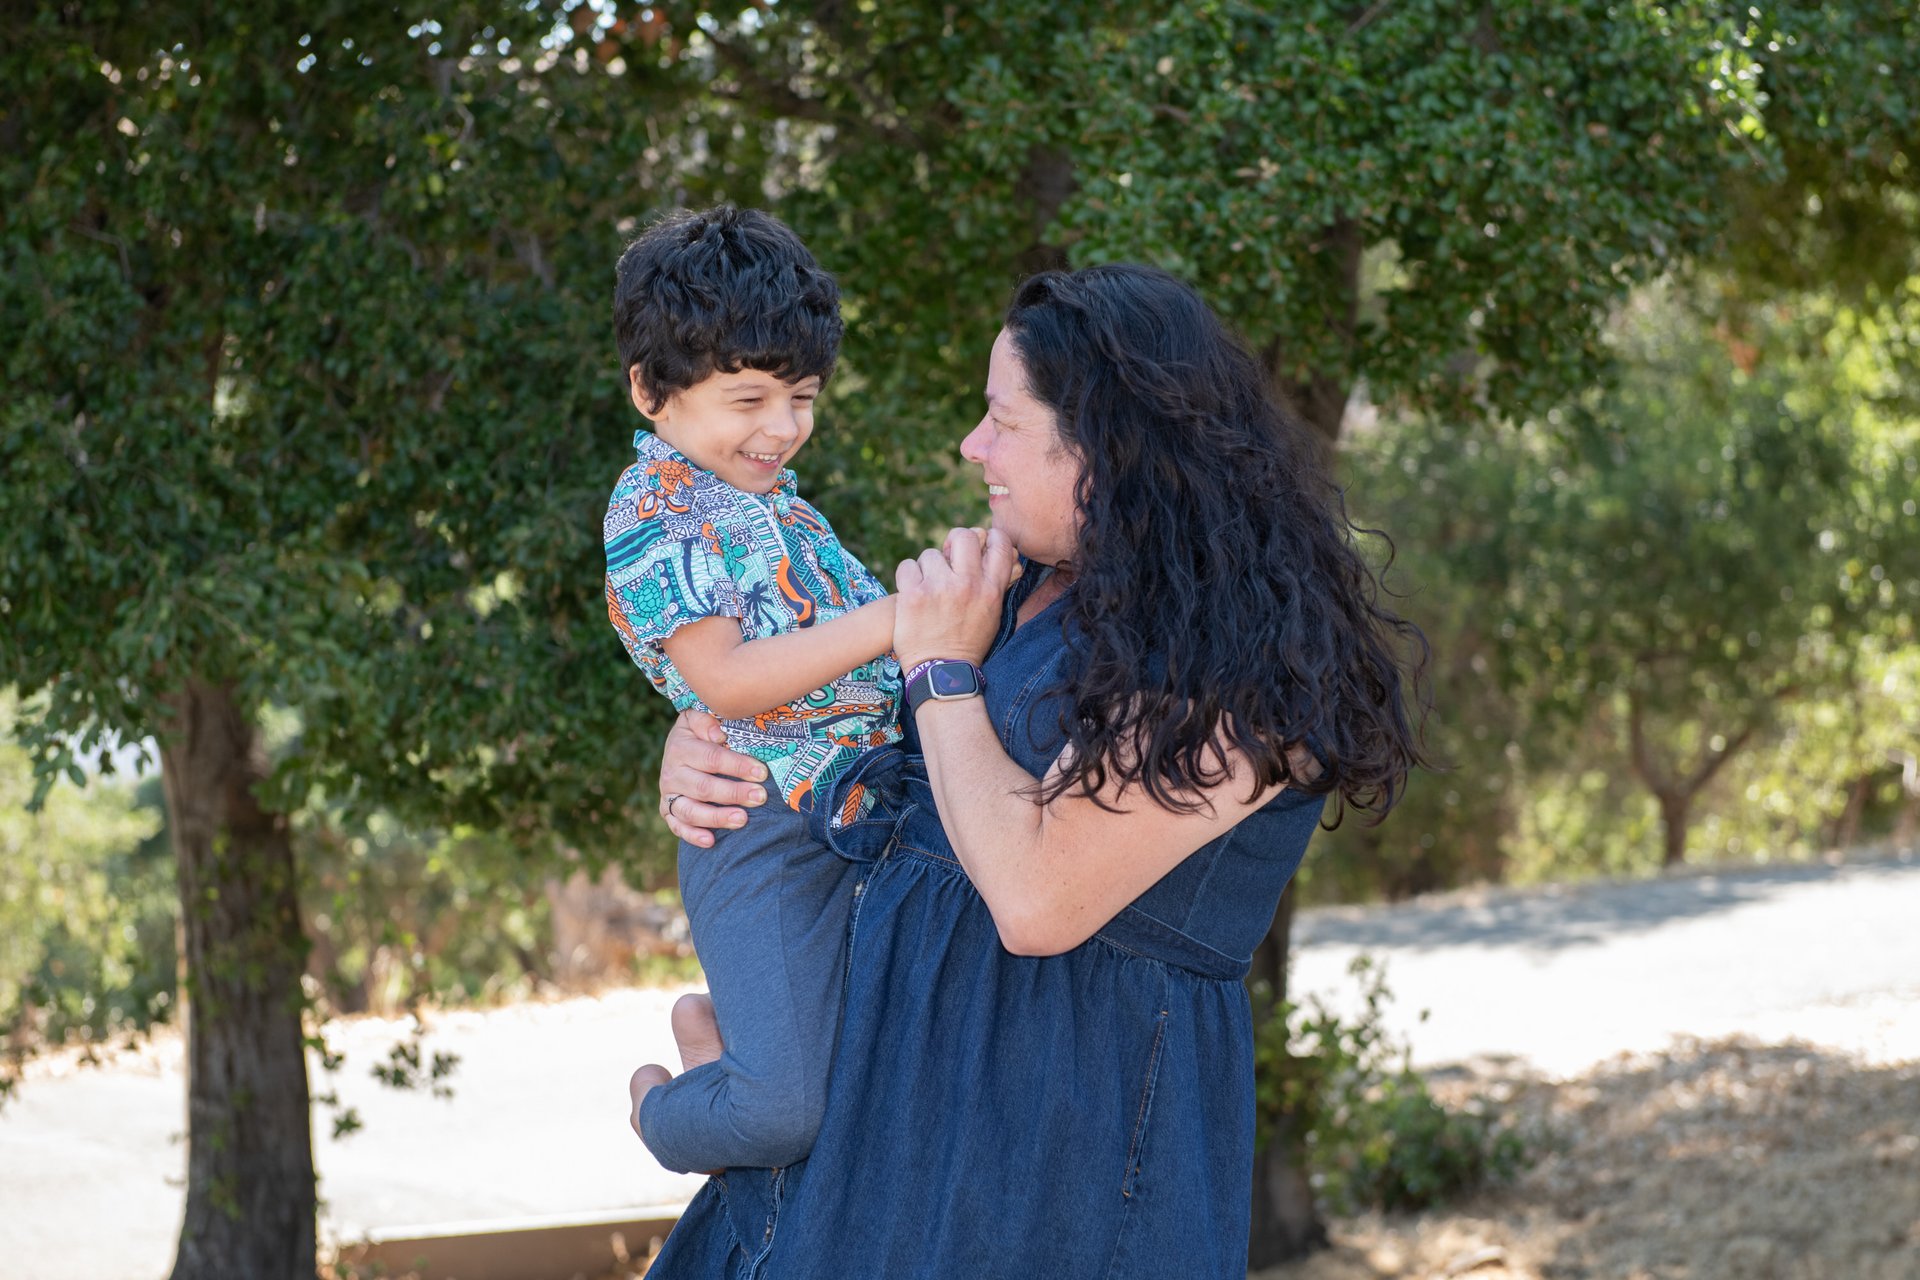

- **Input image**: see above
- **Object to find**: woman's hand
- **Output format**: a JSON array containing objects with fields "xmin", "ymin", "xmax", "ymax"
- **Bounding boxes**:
[
  {"xmin": 895, "ymin": 526, "xmax": 1021, "ymax": 671},
  {"xmin": 658, "ymin": 710, "xmax": 768, "ymax": 847}
]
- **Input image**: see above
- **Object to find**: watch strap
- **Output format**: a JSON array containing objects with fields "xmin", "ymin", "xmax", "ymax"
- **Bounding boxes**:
[{"xmin": 903, "ymin": 659, "xmax": 986, "ymax": 713}]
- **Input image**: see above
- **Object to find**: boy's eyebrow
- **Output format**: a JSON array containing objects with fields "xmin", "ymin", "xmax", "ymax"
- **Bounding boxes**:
[{"xmin": 719, "ymin": 377, "xmax": 821, "ymax": 394}]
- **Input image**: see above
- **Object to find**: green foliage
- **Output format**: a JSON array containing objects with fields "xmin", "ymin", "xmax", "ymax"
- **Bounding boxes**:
[
  {"xmin": 0, "ymin": 2, "xmax": 709, "ymax": 857},
  {"xmin": 1331, "ymin": 279, "xmax": 1920, "ymax": 882},
  {"xmin": 1255, "ymin": 957, "xmax": 1530, "ymax": 1215},
  {"xmin": 628, "ymin": 0, "xmax": 1920, "ymax": 445},
  {"xmin": 1304, "ymin": 424, "xmax": 1528, "ymax": 901},
  {"xmin": 0, "ymin": 697, "xmax": 174, "ymax": 1095},
  {"xmin": 1710, "ymin": 1, "xmax": 1920, "ymax": 302},
  {"xmin": 298, "ymin": 807, "xmax": 553, "ymax": 1015}
]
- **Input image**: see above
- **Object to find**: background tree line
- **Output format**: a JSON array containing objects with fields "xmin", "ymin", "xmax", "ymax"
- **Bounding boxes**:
[{"xmin": 3, "ymin": 1, "xmax": 1916, "ymax": 1275}]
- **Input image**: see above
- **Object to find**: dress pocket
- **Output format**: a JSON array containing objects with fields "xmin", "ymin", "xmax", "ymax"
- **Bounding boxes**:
[{"xmin": 1120, "ymin": 991, "xmax": 1172, "ymax": 1199}]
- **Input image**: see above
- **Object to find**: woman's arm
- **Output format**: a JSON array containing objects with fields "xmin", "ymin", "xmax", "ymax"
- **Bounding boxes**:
[
  {"xmin": 662, "ymin": 597, "xmax": 896, "ymax": 720},
  {"xmin": 897, "ymin": 528, "xmax": 1285, "ymax": 957},
  {"xmin": 912, "ymin": 701, "xmax": 1280, "ymax": 956}
]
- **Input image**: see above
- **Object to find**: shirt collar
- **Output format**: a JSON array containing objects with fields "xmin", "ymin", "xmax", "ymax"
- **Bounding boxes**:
[{"xmin": 633, "ymin": 428, "xmax": 798, "ymax": 507}]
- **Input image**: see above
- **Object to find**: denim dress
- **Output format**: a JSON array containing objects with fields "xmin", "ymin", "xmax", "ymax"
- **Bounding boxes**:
[{"xmin": 644, "ymin": 571, "xmax": 1326, "ymax": 1279}]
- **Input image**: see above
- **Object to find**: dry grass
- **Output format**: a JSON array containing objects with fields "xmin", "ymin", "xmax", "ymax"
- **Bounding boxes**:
[{"xmin": 1257, "ymin": 1038, "xmax": 1920, "ymax": 1280}]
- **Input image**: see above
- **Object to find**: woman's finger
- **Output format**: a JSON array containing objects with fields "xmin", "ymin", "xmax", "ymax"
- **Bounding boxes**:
[
  {"xmin": 664, "ymin": 711, "xmax": 764, "ymax": 780},
  {"xmin": 983, "ymin": 527, "xmax": 1020, "ymax": 589},
  {"xmin": 917, "ymin": 546, "xmax": 955, "ymax": 585},
  {"xmin": 666, "ymin": 796, "xmax": 749, "ymax": 847},
  {"xmin": 663, "ymin": 752, "xmax": 767, "ymax": 807},
  {"xmin": 896, "ymin": 557, "xmax": 924, "ymax": 593},
  {"xmin": 679, "ymin": 708, "xmax": 732, "ymax": 746},
  {"xmin": 942, "ymin": 525, "xmax": 984, "ymax": 574}
]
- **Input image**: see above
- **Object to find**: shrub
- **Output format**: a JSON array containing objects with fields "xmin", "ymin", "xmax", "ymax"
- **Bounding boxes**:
[{"xmin": 1253, "ymin": 955, "xmax": 1530, "ymax": 1215}]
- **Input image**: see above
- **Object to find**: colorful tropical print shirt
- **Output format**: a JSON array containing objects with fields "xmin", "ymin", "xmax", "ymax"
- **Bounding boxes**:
[{"xmin": 604, "ymin": 430, "xmax": 902, "ymax": 815}]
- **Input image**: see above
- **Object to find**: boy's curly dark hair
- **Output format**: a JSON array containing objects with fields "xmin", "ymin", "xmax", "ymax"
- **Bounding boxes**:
[
  {"xmin": 1005, "ymin": 264, "xmax": 1430, "ymax": 824},
  {"xmin": 614, "ymin": 206, "xmax": 843, "ymax": 412}
]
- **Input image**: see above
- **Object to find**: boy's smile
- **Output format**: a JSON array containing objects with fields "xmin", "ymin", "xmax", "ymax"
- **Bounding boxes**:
[{"xmin": 635, "ymin": 367, "xmax": 821, "ymax": 494}]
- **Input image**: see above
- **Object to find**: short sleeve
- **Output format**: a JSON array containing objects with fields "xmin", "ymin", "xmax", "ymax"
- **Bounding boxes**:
[
  {"xmin": 789, "ymin": 496, "xmax": 889, "ymax": 607},
  {"xmin": 604, "ymin": 468, "xmax": 747, "ymax": 654},
  {"xmin": 840, "ymin": 549, "xmax": 889, "ymax": 607}
]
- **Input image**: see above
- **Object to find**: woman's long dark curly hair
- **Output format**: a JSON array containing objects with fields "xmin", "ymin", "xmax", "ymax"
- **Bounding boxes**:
[{"xmin": 1005, "ymin": 264, "xmax": 1429, "ymax": 823}]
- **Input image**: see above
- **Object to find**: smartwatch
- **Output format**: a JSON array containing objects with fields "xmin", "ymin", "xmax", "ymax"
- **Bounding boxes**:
[{"xmin": 903, "ymin": 659, "xmax": 986, "ymax": 714}]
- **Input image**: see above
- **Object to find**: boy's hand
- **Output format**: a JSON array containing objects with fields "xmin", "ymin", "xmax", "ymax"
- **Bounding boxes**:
[{"xmin": 659, "ymin": 711, "xmax": 768, "ymax": 847}]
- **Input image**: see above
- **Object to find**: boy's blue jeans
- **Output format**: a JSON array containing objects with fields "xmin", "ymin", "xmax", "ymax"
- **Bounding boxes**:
[{"xmin": 638, "ymin": 803, "xmax": 853, "ymax": 1173}]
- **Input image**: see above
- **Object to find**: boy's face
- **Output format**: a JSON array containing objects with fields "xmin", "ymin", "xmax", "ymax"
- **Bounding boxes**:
[{"xmin": 633, "ymin": 367, "xmax": 821, "ymax": 493}]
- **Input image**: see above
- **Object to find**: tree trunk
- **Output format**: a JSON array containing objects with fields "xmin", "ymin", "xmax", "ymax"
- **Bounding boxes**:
[
  {"xmin": 1245, "ymin": 245, "xmax": 1365, "ymax": 1259},
  {"xmin": 1626, "ymin": 693, "xmax": 1755, "ymax": 872},
  {"xmin": 1657, "ymin": 790, "xmax": 1690, "ymax": 868},
  {"xmin": 1828, "ymin": 772, "xmax": 1874, "ymax": 853},
  {"xmin": 1894, "ymin": 752, "xmax": 1920, "ymax": 851},
  {"xmin": 1246, "ymin": 888, "xmax": 1328, "ymax": 1267},
  {"xmin": 159, "ymin": 681, "xmax": 316, "ymax": 1280},
  {"xmin": 1267, "ymin": 217, "xmax": 1364, "ymax": 446}
]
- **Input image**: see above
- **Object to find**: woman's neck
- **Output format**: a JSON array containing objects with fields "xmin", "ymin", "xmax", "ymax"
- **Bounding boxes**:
[{"xmin": 1015, "ymin": 563, "xmax": 1075, "ymax": 628}]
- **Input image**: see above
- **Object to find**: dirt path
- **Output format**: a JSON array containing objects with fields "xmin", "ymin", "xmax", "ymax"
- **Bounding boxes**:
[{"xmin": 1290, "ymin": 853, "xmax": 1920, "ymax": 1073}]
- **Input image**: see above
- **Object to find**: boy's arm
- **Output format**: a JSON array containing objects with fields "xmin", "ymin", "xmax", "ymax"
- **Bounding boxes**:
[{"xmin": 661, "ymin": 596, "xmax": 897, "ymax": 721}]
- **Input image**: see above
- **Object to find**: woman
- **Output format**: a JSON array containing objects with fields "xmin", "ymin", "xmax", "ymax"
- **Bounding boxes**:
[{"xmin": 640, "ymin": 263, "xmax": 1426, "ymax": 1277}]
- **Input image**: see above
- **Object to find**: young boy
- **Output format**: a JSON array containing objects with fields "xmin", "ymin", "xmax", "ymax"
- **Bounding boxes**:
[{"xmin": 603, "ymin": 206, "xmax": 901, "ymax": 1173}]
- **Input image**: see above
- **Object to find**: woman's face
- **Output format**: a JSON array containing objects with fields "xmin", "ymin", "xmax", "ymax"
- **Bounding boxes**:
[{"xmin": 960, "ymin": 329, "xmax": 1082, "ymax": 568}]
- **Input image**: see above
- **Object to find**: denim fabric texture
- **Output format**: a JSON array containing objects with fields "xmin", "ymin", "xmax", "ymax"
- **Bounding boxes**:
[
  {"xmin": 638, "ymin": 802, "xmax": 856, "ymax": 1173},
  {"xmin": 645, "ymin": 565, "xmax": 1325, "ymax": 1278}
]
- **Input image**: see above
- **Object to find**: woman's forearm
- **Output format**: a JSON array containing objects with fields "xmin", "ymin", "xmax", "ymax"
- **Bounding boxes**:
[{"xmin": 912, "ymin": 697, "xmax": 1058, "ymax": 951}]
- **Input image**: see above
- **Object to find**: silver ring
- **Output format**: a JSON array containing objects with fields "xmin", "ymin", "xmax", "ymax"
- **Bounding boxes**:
[{"xmin": 663, "ymin": 793, "xmax": 684, "ymax": 819}]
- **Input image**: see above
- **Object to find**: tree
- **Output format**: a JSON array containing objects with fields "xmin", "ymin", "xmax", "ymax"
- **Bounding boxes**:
[
  {"xmin": 1493, "ymin": 289, "xmax": 1905, "ymax": 867},
  {"xmin": 2, "ymin": 4, "xmax": 708, "ymax": 1273}
]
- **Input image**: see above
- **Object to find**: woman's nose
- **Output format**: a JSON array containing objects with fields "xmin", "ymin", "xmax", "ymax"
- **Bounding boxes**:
[{"xmin": 959, "ymin": 418, "xmax": 989, "ymax": 462}]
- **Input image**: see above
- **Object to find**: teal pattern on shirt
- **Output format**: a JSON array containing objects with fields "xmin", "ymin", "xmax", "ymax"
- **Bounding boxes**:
[{"xmin": 603, "ymin": 430, "xmax": 902, "ymax": 815}]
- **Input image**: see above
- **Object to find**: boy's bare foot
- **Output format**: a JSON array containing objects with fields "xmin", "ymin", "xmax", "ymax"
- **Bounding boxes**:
[
  {"xmin": 671, "ymin": 992, "xmax": 725, "ymax": 1071},
  {"xmin": 628, "ymin": 1063, "xmax": 672, "ymax": 1143}
]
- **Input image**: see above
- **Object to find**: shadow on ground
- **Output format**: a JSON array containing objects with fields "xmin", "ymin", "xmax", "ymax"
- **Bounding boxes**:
[
  {"xmin": 1294, "ymin": 853, "xmax": 1920, "ymax": 955},
  {"xmin": 1256, "ymin": 1038, "xmax": 1920, "ymax": 1280}
]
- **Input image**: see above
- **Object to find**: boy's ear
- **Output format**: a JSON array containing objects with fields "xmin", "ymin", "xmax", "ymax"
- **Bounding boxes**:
[{"xmin": 627, "ymin": 367, "xmax": 656, "ymax": 417}]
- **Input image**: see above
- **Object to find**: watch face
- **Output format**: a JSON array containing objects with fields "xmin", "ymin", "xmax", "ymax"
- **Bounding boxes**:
[{"xmin": 930, "ymin": 663, "xmax": 980, "ymax": 697}]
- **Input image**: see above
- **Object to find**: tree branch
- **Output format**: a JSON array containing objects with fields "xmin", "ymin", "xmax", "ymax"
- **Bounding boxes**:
[
  {"xmin": 1682, "ymin": 721, "xmax": 1757, "ymax": 796},
  {"xmin": 705, "ymin": 30, "xmax": 920, "ymax": 149},
  {"xmin": 1625, "ymin": 687, "xmax": 1670, "ymax": 799}
]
